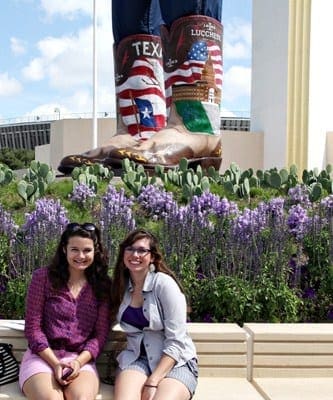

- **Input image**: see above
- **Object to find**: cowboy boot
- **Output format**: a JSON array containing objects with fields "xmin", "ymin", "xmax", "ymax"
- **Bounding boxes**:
[
  {"xmin": 58, "ymin": 34, "xmax": 166, "ymax": 174},
  {"xmin": 105, "ymin": 15, "xmax": 223, "ymax": 170}
]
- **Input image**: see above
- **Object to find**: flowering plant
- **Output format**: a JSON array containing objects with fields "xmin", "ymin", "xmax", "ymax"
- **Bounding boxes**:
[{"xmin": 0, "ymin": 179, "xmax": 332, "ymax": 323}]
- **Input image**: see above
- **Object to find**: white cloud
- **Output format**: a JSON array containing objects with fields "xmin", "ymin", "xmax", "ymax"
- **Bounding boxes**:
[
  {"xmin": 26, "ymin": 103, "xmax": 71, "ymax": 119},
  {"xmin": 220, "ymin": 108, "xmax": 237, "ymax": 118},
  {"xmin": 24, "ymin": 85, "xmax": 116, "ymax": 119},
  {"xmin": 59, "ymin": 84, "xmax": 116, "ymax": 116},
  {"xmin": 0, "ymin": 73, "xmax": 22, "ymax": 96},
  {"xmin": 10, "ymin": 37, "xmax": 26, "ymax": 55},
  {"xmin": 21, "ymin": 9, "xmax": 114, "ymax": 93},
  {"xmin": 65, "ymin": 89, "xmax": 93, "ymax": 113},
  {"xmin": 19, "ymin": 16, "xmax": 115, "ymax": 115},
  {"xmin": 223, "ymin": 65, "xmax": 251, "ymax": 102},
  {"xmin": 22, "ymin": 58, "xmax": 45, "ymax": 81},
  {"xmin": 224, "ymin": 18, "xmax": 251, "ymax": 60},
  {"xmin": 40, "ymin": 0, "xmax": 92, "ymax": 20},
  {"xmin": 97, "ymin": 85, "xmax": 116, "ymax": 116}
]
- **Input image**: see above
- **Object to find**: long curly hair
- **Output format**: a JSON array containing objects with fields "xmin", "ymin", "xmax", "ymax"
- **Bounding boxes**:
[
  {"xmin": 110, "ymin": 228, "xmax": 183, "ymax": 321},
  {"xmin": 48, "ymin": 223, "xmax": 111, "ymax": 302}
]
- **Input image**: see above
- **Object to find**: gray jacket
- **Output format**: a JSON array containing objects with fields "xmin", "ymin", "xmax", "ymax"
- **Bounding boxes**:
[{"xmin": 117, "ymin": 271, "xmax": 197, "ymax": 371}]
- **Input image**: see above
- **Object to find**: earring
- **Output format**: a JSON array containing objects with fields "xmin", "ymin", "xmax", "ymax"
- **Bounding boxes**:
[{"xmin": 149, "ymin": 263, "xmax": 156, "ymax": 272}]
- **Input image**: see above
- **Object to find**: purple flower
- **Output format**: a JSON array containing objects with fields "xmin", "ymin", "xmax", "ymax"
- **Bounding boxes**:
[
  {"xmin": 99, "ymin": 185, "xmax": 135, "ymax": 232},
  {"xmin": 267, "ymin": 197, "xmax": 285, "ymax": 220},
  {"xmin": 70, "ymin": 183, "xmax": 96, "ymax": 205},
  {"xmin": 288, "ymin": 185, "xmax": 311, "ymax": 207},
  {"xmin": 99, "ymin": 185, "xmax": 136, "ymax": 263},
  {"xmin": 0, "ymin": 205, "xmax": 18, "ymax": 240},
  {"xmin": 14, "ymin": 198, "xmax": 69, "ymax": 273},
  {"xmin": 203, "ymin": 313, "xmax": 214, "ymax": 322},
  {"xmin": 232, "ymin": 207, "xmax": 265, "ymax": 242},
  {"xmin": 321, "ymin": 195, "xmax": 333, "ymax": 211},
  {"xmin": 327, "ymin": 306, "xmax": 333, "ymax": 320},
  {"xmin": 287, "ymin": 204, "xmax": 310, "ymax": 240},
  {"xmin": 137, "ymin": 184, "xmax": 176, "ymax": 218},
  {"xmin": 22, "ymin": 198, "xmax": 69, "ymax": 235},
  {"xmin": 302, "ymin": 287, "xmax": 316, "ymax": 299},
  {"xmin": 190, "ymin": 192, "xmax": 239, "ymax": 218}
]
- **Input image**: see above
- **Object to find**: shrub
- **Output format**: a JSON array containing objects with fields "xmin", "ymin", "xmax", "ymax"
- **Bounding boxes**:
[{"xmin": 0, "ymin": 163, "xmax": 332, "ymax": 323}]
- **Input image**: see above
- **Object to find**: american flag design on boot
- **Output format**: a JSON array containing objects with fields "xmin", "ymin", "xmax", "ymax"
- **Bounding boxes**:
[
  {"xmin": 115, "ymin": 35, "xmax": 167, "ymax": 139},
  {"xmin": 161, "ymin": 15, "xmax": 223, "ymax": 134}
]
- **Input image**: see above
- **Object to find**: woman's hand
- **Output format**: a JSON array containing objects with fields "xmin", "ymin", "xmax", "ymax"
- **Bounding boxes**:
[
  {"xmin": 54, "ymin": 363, "xmax": 70, "ymax": 385},
  {"xmin": 69, "ymin": 359, "xmax": 82, "ymax": 376},
  {"xmin": 54, "ymin": 359, "xmax": 81, "ymax": 385},
  {"xmin": 142, "ymin": 384, "xmax": 158, "ymax": 400}
]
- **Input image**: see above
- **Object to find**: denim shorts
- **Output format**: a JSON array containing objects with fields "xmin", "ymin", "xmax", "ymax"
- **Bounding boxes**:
[{"xmin": 119, "ymin": 356, "xmax": 198, "ymax": 397}]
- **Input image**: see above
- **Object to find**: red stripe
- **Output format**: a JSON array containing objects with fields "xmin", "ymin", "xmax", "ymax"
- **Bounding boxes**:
[{"xmin": 118, "ymin": 88, "xmax": 165, "ymax": 101}]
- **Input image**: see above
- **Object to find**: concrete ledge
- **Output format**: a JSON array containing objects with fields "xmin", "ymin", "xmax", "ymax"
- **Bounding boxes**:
[
  {"xmin": 4, "ymin": 321, "xmax": 333, "ymax": 400},
  {"xmin": 244, "ymin": 323, "xmax": 333, "ymax": 379},
  {"xmin": 195, "ymin": 377, "xmax": 264, "ymax": 400},
  {"xmin": 244, "ymin": 323, "xmax": 333, "ymax": 400},
  {"xmin": 252, "ymin": 378, "xmax": 333, "ymax": 400},
  {"xmin": 1, "ymin": 320, "xmax": 261, "ymax": 400}
]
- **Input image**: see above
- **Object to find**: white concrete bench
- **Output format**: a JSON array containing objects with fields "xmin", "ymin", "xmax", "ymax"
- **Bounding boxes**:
[
  {"xmin": 244, "ymin": 323, "xmax": 333, "ymax": 400},
  {"xmin": 0, "ymin": 320, "xmax": 265, "ymax": 400}
]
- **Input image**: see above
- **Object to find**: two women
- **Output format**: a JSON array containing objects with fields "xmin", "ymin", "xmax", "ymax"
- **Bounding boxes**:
[{"xmin": 20, "ymin": 225, "xmax": 197, "ymax": 400}]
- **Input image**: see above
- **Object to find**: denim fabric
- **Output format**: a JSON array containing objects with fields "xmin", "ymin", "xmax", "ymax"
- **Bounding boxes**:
[
  {"xmin": 112, "ymin": 0, "xmax": 222, "ymax": 43},
  {"xmin": 117, "ymin": 271, "xmax": 197, "ymax": 372}
]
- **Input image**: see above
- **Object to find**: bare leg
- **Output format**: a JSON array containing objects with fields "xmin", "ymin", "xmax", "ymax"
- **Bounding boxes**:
[
  {"xmin": 153, "ymin": 377, "xmax": 191, "ymax": 400},
  {"xmin": 114, "ymin": 369, "xmax": 147, "ymax": 400},
  {"xmin": 22, "ymin": 372, "xmax": 64, "ymax": 400},
  {"xmin": 63, "ymin": 371, "xmax": 99, "ymax": 400}
]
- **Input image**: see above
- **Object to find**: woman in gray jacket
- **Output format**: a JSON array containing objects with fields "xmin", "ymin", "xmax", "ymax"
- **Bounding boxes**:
[{"xmin": 110, "ymin": 228, "xmax": 198, "ymax": 400}]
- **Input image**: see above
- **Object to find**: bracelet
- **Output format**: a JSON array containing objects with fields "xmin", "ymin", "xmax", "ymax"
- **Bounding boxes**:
[
  {"xmin": 73, "ymin": 359, "xmax": 82, "ymax": 368},
  {"xmin": 144, "ymin": 384, "xmax": 158, "ymax": 388}
]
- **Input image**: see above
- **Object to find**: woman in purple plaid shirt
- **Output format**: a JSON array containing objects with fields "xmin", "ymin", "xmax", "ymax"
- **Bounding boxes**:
[{"xmin": 19, "ymin": 223, "xmax": 112, "ymax": 400}]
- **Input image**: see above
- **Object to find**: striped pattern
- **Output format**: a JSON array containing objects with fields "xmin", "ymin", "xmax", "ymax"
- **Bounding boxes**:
[
  {"xmin": 0, "ymin": 343, "xmax": 19, "ymax": 386},
  {"xmin": 116, "ymin": 58, "xmax": 166, "ymax": 139},
  {"xmin": 165, "ymin": 42, "xmax": 222, "ymax": 111}
]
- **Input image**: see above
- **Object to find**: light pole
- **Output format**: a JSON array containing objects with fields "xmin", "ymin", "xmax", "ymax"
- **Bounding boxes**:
[
  {"xmin": 92, "ymin": 0, "xmax": 98, "ymax": 148},
  {"xmin": 54, "ymin": 107, "xmax": 60, "ymax": 120}
]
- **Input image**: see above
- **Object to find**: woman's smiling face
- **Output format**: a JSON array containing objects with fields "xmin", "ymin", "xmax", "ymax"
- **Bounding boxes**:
[
  {"xmin": 123, "ymin": 237, "xmax": 153, "ymax": 276},
  {"xmin": 65, "ymin": 235, "xmax": 95, "ymax": 272}
]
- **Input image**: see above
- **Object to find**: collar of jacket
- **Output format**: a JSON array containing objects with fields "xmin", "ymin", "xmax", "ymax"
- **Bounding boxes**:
[{"xmin": 128, "ymin": 270, "xmax": 156, "ymax": 293}]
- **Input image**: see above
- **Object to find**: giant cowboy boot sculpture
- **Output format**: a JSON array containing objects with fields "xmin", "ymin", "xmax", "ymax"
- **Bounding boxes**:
[
  {"xmin": 58, "ymin": 15, "xmax": 223, "ymax": 174},
  {"xmin": 103, "ymin": 15, "xmax": 223, "ymax": 170},
  {"xmin": 58, "ymin": 34, "xmax": 167, "ymax": 174}
]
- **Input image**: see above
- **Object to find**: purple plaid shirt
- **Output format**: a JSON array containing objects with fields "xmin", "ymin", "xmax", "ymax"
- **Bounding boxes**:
[{"xmin": 25, "ymin": 267, "xmax": 111, "ymax": 360}]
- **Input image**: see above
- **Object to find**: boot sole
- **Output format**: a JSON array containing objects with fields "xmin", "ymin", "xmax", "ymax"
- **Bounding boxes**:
[{"xmin": 104, "ymin": 157, "xmax": 222, "ymax": 171}]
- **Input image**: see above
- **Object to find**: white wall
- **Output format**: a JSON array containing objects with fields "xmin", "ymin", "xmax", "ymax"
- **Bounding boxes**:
[
  {"xmin": 220, "ymin": 131, "xmax": 263, "ymax": 172},
  {"xmin": 251, "ymin": 0, "xmax": 289, "ymax": 169},
  {"xmin": 251, "ymin": 0, "xmax": 333, "ymax": 171},
  {"xmin": 326, "ymin": 132, "xmax": 333, "ymax": 166},
  {"xmin": 308, "ymin": 0, "xmax": 333, "ymax": 169},
  {"xmin": 48, "ymin": 118, "xmax": 116, "ymax": 171},
  {"xmin": 35, "ymin": 118, "xmax": 264, "ymax": 173}
]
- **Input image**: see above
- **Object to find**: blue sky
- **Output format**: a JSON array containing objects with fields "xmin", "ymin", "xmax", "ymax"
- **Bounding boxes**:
[{"xmin": 0, "ymin": 0, "xmax": 252, "ymax": 123}]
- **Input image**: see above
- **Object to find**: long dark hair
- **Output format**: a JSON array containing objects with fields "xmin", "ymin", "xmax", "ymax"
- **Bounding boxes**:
[
  {"xmin": 48, "ymin": 223, "xmax": 111, "ymax": 302},
  {"xmin": 110, "ymin": 228, "xmax": 183, "ymax": 320}
]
